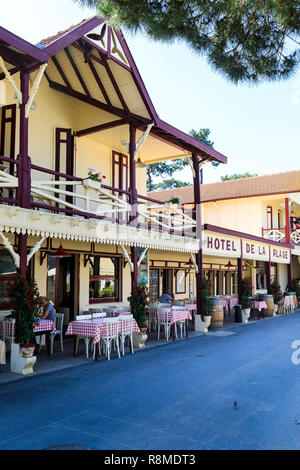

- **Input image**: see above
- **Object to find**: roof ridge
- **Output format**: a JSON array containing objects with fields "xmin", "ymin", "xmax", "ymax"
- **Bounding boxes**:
[{"xmin": 39, "ymin": 16, "xmax": 96, "ymax": 47}]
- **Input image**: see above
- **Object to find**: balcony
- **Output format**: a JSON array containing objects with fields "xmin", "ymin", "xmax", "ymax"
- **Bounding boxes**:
[
  {"xmin": 0, "ymin": 156, "xmax": 199, "ymax": 254},
  {"xmin": 262, "ymin": 227, "xmax": 300, "ymax": 246}
]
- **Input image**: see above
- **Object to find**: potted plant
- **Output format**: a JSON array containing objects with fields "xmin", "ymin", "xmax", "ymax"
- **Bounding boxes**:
[
  {"xmin": 165, "ymin": 196, "xmax": 182, "ymax": 210},
  {"xmin": 83, "ymin": 168, "xmax": 107, "ymax": 190},
  {"xmin": 240, "ymin": 278, "xmax": 252, "ymax": 322},
  {"xmin": 269, "ymin": 279, "xmax": 283, "ymax": 314},
  {"xmin": 128, "ymin": 283, "xmax": 149, "ymax": 348},
  {"xmin": 7, "ymin": 274, "xmax": 42, "ymax": 374},
  {"xmin": 194, "ymin": 278, "xmax": 213, "ymax": 333}
]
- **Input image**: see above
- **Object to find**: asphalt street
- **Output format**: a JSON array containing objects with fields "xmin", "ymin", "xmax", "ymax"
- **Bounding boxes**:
[{"xmin": 1, "ymin": 313, "xmax": 300, "ymax": 450}]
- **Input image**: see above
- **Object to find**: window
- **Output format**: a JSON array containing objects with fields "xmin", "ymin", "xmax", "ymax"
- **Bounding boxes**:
[
  {"xmin": 256, "ymin": 262, "xmax": 266, "ymax": 290},
  {"xmin": 47, "ymin": 256, "xmax": 57, "ymax": 304},
  {"xmin": 149, "ymin": 269, "xmax": 159, "ymax": 302},
  {"xmin": 0, "ymin": 250, "xmax": 16, "ymax": 309},
  {"xmin": 89, "ymin": 256, "xmax": 121, "ymax": 303},
  {"xmin": 277, "ymin": 210, "xmax": 281, "ymax": 229},
  {"xmin": 270, "ymin": 263, "xmax": 277, "ymax": 284},
  {"xmin": 267, "ymin": 206, "xmax": 273, "ymax": 229},
  {"xmin": 175, "ymin": 270, "xmax": 186, "ymax": 294}
]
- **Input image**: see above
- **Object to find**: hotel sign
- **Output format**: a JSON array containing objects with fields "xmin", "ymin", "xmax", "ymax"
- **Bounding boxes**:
[
  {"xmin": 270, "ymin": 247, "xmax": 290, "ymax": 264},
  {"xmin": 203, "ymin": 232, "xmax": 241, "ymax": 258},
  {"xmin": 203, "ymin": 231, "xmax": 291, "ymax": 264},
  {"xmin": 242, "ymin": 241, "xmax": 269, "ymax": 262}
]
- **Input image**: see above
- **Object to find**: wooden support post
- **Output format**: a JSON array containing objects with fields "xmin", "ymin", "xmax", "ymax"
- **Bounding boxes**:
[
  {"xmin": 285, "ymin": 197, "xmax": 291, "ymax": 244},
  {"xmin": 266, "ymin": 259, "xmax": 271, "ymax": 293},
  {"xmin": 129, "ymin": 124, "xmax": 138, "ymax": 290},
  {"xmin": 288, "ymin": 260, "xmax": 293, "ymax": 288},
  {"xmin": 18, "ymin": 233, "xmax": 28, "ymax": 278},
  {"xmin": 131, "ymin": 246, "xmax": 138, "ymax": 287},
  {"xmin": 237, "ymin": 242, "xmax": 243, "ymax": 304},
  {"xmin": 192, "ymin": 152, "xmax": 203, "ymax": 316},
  {"xmin": 17, "ymin": 71, "xmax": 31, "ymax": 278}
]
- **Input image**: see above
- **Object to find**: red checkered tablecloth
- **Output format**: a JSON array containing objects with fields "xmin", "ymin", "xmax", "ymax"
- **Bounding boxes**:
[
  {"xmin": 34, "ymin": 320, "xmax": 56, "ymax": 334},
  {"xmin": 0, "ymin": 319, "xmax": 56, "ymax": 339},
  {"xmin": 251, "ymin": 301, "xmax": 268, "ymax": 310},
  {"xmin": 158, "ymin": 310, "xmax": 192, "ymax": 324},
  {"xmin": 66, "ymin": 318, "xmax": 140, "ymax": 345},
  {"xmin": 185, "ymin": 304, "xmax": 196, "ymax": 311}
]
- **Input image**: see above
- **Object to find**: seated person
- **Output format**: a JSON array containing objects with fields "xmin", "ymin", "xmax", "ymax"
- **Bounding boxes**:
[
  {"xmin": 40, "ymin": 297, "xmax": 56, "ymax": 323},
  {"xmin": 159, "ymin": 290, "xmax": 173, "ymax": 304}
]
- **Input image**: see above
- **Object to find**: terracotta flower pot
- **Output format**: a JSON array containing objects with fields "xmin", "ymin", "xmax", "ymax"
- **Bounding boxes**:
[{"xmin": 20, "ymin": 344, "xmax": 36, "ymax": 358}]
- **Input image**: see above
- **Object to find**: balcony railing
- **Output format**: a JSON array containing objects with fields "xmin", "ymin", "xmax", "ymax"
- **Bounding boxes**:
[
  {"xmin": 262, "ymin": 227, "xmax": 286, "ymax": 243},
  {"xmin": 291, "ymin": 229, "xmax": 300, "ymax": 245},
  {"xmin": 0, "ymin": 162, "xmax": 197, "ymax": 239}
]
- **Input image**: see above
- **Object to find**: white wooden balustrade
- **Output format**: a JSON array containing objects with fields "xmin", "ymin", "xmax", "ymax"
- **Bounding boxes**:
[
  {"xmin": 0, "ymin": 170, "xmax": 196, "ymax": 236},
  {"xmin": 291, "ymin": 229, "xmax": 300, "ymax": 245},
  {"xmin": 262, "ymin": 228, "xmax": 286, "ymax": 243}
]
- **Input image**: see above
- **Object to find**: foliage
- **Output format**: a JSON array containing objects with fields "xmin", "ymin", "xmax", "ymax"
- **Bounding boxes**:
[
  {"xmin": 87, "ymin": 169, "xmax": 106, "ymax": 182},
  {"xmin": 75, "ymin": 0, "xmax": 300, "ymax": 84},
  {"xmin": 146, "ymin": 159, "xmax": 189, "ymax": 192},
  {"xmin": 221, "ymin": 172, "xmax": 258, "ymax": 181},
  {"xmin": 128, "ymin": 283, "xmax": 149, "ymax": 327},
  {"xmin": 269, "ymin": 279, "xmax": 283, "ymax": 304},
  {"xmin": 7, "ymin": 274, "xmax": 41, "ymax": 345},
  {"xmin": 198, "ymin": 278, "xmax": 213, "ymax": 318},
  {"xmin": 287, "ymin": 278, "xmax": 300, "ymax": 298},
  {"xmin": 146, "ymin": 128, "xmax": 215, "ymax": 191},
  {"xmin": 240, "ymin": 278, "xmax": 253, "ymax": 309},
  {"xmin": 166, "ymin": 196, "xmax": 181, "ymax": 205},
  {"xmin": 151, "ymin": 178, "xmax": 190, "ymax": 191}
]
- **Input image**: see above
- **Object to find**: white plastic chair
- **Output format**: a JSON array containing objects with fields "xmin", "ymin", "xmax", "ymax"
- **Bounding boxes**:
[
  {"xmin": 171, "ymin": 306, "xmax": 186, "ymax": 339},
  {"xmin": 75, "ymin": 314, "xmax": 93, "ymax": 358},
  {"xmin": 93, "ymin": 318, "xmax": 120, "ymax": 360},
  {"xmin": 118, "ymin": 314, "xmax": 134, "ymax": 356},
  {"xmin": 157, "ymin": 307, "xmax": 177, "ymax": 341},
  {"xmin": 92, "ymin": 312, "xmax": 107, "ymax": 319},
  {"xmin": 3, "ymin": 318, "xmax": 15, "ymax": 345},
  {"xmin": 50, "ymin": 313, "xmax": 64, "ymax": 355}
]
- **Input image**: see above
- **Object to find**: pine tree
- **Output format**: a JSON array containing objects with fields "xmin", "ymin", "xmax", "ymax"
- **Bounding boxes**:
[{"xmin": 74, "ymin": 0, "xmax": 300, "ymax": 84}]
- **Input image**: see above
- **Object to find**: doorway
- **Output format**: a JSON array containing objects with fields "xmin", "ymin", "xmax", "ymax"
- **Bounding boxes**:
[
  {"xmin": 162, "ymin": 269, "xmax": 173, "ymax": 295},
  {"xmin": 47, "ymin": 254, "xmax": 78, "ymax": 324}
]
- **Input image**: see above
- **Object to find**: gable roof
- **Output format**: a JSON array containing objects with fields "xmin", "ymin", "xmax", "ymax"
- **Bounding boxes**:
[
  {"xmin": 0, "ymin": 16, "xmax": 227, "ymax": 163},
  {"xmin": 148, "ymin": 170, "xmax": 300, "ymax": 204}
]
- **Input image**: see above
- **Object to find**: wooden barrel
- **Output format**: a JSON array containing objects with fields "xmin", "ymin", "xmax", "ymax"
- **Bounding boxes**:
[
  {"xmin": 261, "ymin": 294, "xmax": 274, "ymax": 316},
  {"xmin": 210, "ymin": 298, "xmax": 224, "ymax": 329}
]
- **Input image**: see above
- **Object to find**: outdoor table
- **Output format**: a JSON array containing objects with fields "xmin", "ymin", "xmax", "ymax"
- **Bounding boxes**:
[
  {"xmin": 250, "ymin": 301, "xmax": 268, "ymax": 319},
  {"xmin": 279, "ymin": 296, "xmax": 296, "ymax": 313},
  {"xmin": 157, "ymin": 309, "xmax": 192, "ymax": 341},
  {"xmin": 65, "ymin": 317, "xmax": 140, "ymax": 361},
  {"xmin": 185, "ymin": 303, "xmax": 197, "ymax": 325},
  {"xmin": 0, "ymin": 319, "xmax": 56, "ymax": 356},
  {"xmin": 228, "ymin": 297, "xmax": 239, "ymax": 312}
]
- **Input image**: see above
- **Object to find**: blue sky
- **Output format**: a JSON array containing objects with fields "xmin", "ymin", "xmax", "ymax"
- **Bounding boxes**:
[{"xmin": 2, "ymin": 0, "xmax": 300, "ymax": 185}]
